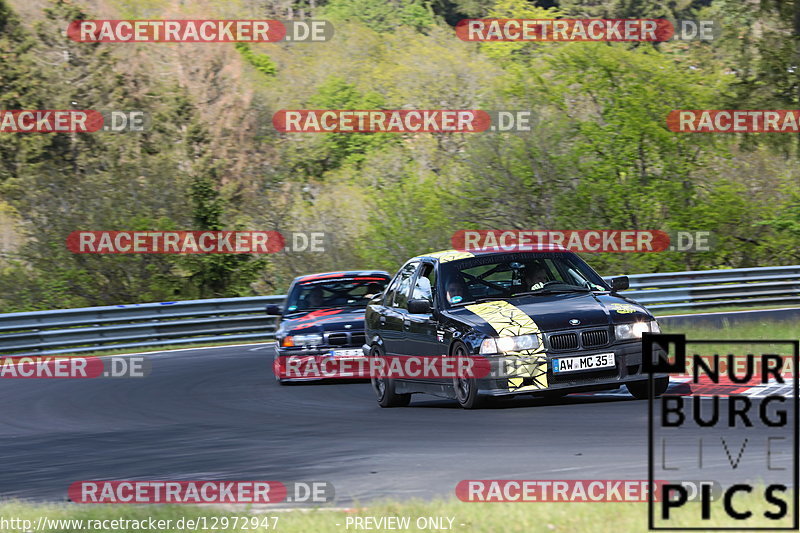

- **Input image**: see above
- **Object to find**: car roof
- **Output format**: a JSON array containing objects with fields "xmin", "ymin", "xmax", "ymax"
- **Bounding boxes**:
[
  {"xmin": 411, "ymin": 246, "xmax": 569, "ymax": 263},
  {"xmin": 293, "ymin": 271, "xmax": 391, "ymax": 283}
]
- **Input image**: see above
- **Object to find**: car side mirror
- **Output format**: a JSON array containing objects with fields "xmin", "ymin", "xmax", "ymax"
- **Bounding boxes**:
[
  {"xmin": 408, "ymin": 299, "xmax": 432, "ymax": 315},
  {"xmin": 266, "ymin": 304, "xmax": 283, "ymax": 316},
  {"xmin": 610, "ymin": 276, "xmax": 629, "ymax": 292}
]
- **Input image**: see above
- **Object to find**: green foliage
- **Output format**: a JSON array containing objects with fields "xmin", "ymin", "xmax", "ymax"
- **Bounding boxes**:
[
  {"xmin": 547, "ymin": 44, "xmax": 718, "ymax": 224},
  {"xmin": 181, "ymin": 151, "xmax": 269, "ymax": 299},
  {"xmin": 0, "ymin": 0, "xmax": 266, "ymax": 308},
  {"xmin": 322, "ymin": 0, "xmax": 436, "ymax": 32},
  {"xmin": 557, "ymin": 0, "xmax": 702, "ymax": 18},
  {"xmin": 358, "ymin": 173, "xmax": 454, "ymax": 270},
  {"xmin": 234, "ymin": 42, "xmax": 277, "ymax": 76},
  {"xmin": 0, "ymin": 0, "xmax": 50, "ymax": 183},
  {"xmin": 281, "ymin": 76, "xmax": 399, "ymax": 178},
  {"xmin": 429, "ymin": 0, "xmax": 497, "ymax": 23}
]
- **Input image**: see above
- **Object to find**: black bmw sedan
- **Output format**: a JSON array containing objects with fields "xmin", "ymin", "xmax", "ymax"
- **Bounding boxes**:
[{"xmin": 363, "ymin": 249, "xmax": 668, "ymax": 408}]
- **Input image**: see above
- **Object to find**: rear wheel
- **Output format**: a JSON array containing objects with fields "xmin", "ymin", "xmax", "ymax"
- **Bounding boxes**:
[
  {"xmin": 371, "ymin": 346, "xmax": 411, "ymax": 408},
  {"xmin": 627, "ymin": 377, "xmax": 669, "ymax": 399},
  {"xmin": 452, "ymin": 342, "xmax": 484, "ymax": 409}
]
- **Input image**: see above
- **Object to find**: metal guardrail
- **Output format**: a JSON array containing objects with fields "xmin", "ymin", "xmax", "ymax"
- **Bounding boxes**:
[
  {"xmin": 1, "ymin": 266, "xmax": 798, "ymax": 356},
  {"xmin": 606, "ymin": 265, "xmax": 800, "ymax": 310},
  {"xmin": 0, "ymin": 296, "xmax": 284, "ymax": 356}
]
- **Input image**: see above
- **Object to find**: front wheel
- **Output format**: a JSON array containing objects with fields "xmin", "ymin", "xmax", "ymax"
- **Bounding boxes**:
[
  {"xmin": 626, "ymin": 377, "xmax": 669, "ymax": 400},
  {"xmin": 371, "ymin": 346, "xmax": 411, "ymax": 408},
  {"xmin": 452, "ymin": 342, "xmax": 484, "ymax": 409}
]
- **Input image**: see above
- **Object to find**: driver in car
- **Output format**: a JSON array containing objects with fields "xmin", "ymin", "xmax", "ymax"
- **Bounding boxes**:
[
  {"xmin": 523, "ymin": 261, "xmax": 550, "ymax": 291},
  {"xmin": 307, "ymin": 287, "xmax": 326, "ymax": 308},
  {"xmin": 364, "ymin": 282, "xmax": 383, "ymax": 300},
  {"xmin": 446, "ymin": 276, "xmax": 468, "ymax": 304}
]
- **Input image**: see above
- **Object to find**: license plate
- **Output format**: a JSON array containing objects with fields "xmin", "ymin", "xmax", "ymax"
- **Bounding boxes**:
[
  {"xmin": 552, "ymin": 353, "xmax": 615, "ymax": 373},
  {"xmin": 330, "ymin": 349, "xmax": 363, "ymax": 358}
]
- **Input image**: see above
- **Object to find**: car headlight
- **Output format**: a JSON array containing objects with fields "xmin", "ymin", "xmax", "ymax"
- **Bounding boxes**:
[
  {"xmin": 281, "ymin": 333, "xmax": 323, "ymax": 347},
  {"xmin": 615, "ymin": 320, "xmax": 659, "ymax": 341},
  {"xmin": 480, "ymin": 334, "xmax": 540, "ymax": 354}
]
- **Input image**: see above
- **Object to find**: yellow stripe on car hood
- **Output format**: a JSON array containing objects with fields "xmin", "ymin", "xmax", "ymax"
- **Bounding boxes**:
[
  {"xmin": 465, "ymin": 300, "xmax": 548, "ymax": 391},
  {"xmin": 465, "ymin": 300, "xmax": 541, "ymax": 338}
]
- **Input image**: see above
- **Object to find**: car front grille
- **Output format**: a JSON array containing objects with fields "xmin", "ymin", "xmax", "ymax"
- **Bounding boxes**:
[
  {"xmin": 549, "ymin": 333, "xmax": 578, "ymax": 350},
  {"xmin": 327, "ymin": 333, "xmax": 348, "ymax": 346},
  {"xmin": 325, "ymin": 331, "xmax": 363, "ymax": 347},
  {"xmin": 581, "ymin": 329, "xmax": 609, "ymax": 347}
]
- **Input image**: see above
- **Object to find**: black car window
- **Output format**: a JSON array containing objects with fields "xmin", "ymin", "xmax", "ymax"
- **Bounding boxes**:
[
  {"xmin": 391, "ymin": 262, "xmax": 419, "ymax": 309},
  {"xmin": 411, "ymin": 263, "xmax": 435, "ymax": 303},
  {"xmin": 383, "ymin": 272, "xmax": 403, "ymax": 306}
]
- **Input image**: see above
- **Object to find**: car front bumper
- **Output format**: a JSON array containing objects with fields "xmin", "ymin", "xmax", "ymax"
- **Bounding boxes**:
[
  {"xmin": 273, "ymin": 346, "xmax": 369, "ymax": 381},
  {"xmin": 476, "ymin": 341, "xmax": 669, "ymax": 397}
]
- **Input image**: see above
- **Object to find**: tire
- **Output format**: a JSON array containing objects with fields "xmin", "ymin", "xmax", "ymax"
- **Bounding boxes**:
[
  {"xmin": 452, "ymin": 342, "xmax": 484, "ymax": 409},
  {"xmin": 626, "ymin": 377, "xmax": 669, "ymax": 400},
  {"xmin": 371, "ymin": 346, "xmax": 411, "ymax": 408}
]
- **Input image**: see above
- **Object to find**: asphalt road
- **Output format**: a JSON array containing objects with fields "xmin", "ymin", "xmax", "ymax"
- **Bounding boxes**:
[{"xmin": 0, "ymin": 344, "xmax": 794, "ymax": 505}]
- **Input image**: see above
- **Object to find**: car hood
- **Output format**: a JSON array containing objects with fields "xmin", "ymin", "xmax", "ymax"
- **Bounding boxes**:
[
  {"xmin": 443, "ymin": 292, "xmax": 652, "ymax": 335},
  {"xmin": 280, "ymin": 307, "xmax": 366, "ymax": 334}
]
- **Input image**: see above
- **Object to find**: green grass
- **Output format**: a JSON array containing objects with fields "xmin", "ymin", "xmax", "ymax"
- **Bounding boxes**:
[
  {"xmin": 660, "ymin": 320, "xmax": 799, "ymax": 360},
  {"xmin": 0, "ymin": 492, "xmax": 794, "ymax": 532},
  {"xmin": 662, "ymin": 321, "xmax": 800, "ymax": 339},
  {"xmin": 662, "ymin": 323, "xmax": 799, "ymax": 376}
]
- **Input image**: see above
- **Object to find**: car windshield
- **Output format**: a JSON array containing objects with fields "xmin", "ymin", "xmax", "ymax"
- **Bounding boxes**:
[
  {"xmin": 285, "ymin": 277, "xmax": 389, "ymax": 313},
  {"xmin": 439, "ymin": 252, "xmax": 609, "ymax": 307}
]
